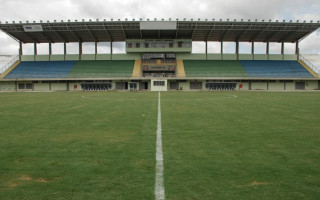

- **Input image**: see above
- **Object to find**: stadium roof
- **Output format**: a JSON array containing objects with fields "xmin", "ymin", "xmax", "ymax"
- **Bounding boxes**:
[{"xmin": 0, "ymin": 20, "xmax": 319, "ymax": 43}]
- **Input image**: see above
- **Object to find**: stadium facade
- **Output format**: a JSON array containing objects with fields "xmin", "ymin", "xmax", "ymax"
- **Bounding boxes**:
[{"xmin": 0, "ymin": 19, "xmax": 319, "ymax": 92}]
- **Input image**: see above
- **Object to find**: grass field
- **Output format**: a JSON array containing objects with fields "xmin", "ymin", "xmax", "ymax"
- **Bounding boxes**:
[{"xmin": 0, "ymin": 91, "xmax": 320, "ymax": 199}]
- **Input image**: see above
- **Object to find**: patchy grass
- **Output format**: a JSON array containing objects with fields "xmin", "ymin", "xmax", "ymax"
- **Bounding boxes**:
[
  {"xmin": 0, "ymin": 92, "xmax": 158, "ymax": 200},
  {"xmin": 162, "ymin": 91, "xmax": 320, "ymax": 200},
  {"xmin": 0, "ymin": 91, "xmax": 320, "ymax": 199}
]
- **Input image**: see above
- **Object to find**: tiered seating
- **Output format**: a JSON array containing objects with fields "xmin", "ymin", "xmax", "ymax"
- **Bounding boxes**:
[
  {"xmin": 240, "ymin": 61, "xmax": 314, "ymax": 78},
  {"xmin": 4, "ymin": 60, "xmax": 134, "ymax": 79},
  {"xmin": 67, "ymin": 60, "xmax": 134, "ymax": 78},
  {"xmin": 4, "ymin": 61, "xmax": 75, "ymax": 79},
  {"xmin": 4, "ymin": 60, "xmax": 313, "ymax": 79},
  {"xmin": 184, "ymin": 60, "xmax": 247, "ymax": 77}
]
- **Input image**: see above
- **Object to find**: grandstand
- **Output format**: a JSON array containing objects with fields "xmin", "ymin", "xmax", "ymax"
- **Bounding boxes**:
[{"xmin": 0, "ymin": 19, "xmax": 319, "ymax": 91}]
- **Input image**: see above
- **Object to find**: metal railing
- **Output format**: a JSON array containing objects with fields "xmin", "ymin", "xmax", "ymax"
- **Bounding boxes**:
[
  {"xmin": 4, "ymin": 72, "xmax": 315, "ymax": 79},
  {"xmin": 0, "ymin": 55, "xmax": 19, "ymax": 75},
  {"xmin": 181, "ymin": 73, "xmax": 314, "ymax": 78},
  {"xmin": 4, "ymin": 73, "xmax": 134, "ymax": 79},
  {"xmin": 299, "ymin": 54, "xmax": 320, "ymax": 76}
]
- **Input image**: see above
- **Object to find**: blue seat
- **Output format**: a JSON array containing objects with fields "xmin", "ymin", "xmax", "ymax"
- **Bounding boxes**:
[
  {"xmin": 240, "ymin": 61, "xmax": 313, "ymax": 78},
  {"xmin": 5, "ymin": 61, "xmax": 76, "ymax": 79}
]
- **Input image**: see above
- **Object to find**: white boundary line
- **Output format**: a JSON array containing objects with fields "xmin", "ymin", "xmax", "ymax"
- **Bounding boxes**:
[
  {"xmin": 155, "ymin": 92, "xmax": 165, "ymax": 200},
  {"xmin": 81, "ymin": 94, "xmax": 238, "ymax": 101}
]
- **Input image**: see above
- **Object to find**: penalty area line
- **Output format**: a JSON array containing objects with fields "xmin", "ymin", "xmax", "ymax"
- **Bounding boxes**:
[{"xmin": 155, "ymin": 92, "xmax": 165, "ymax": 200}]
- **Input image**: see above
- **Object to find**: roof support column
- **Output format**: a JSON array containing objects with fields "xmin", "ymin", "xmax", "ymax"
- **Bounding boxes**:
[
  {"xmin": 296, "ymin": 41, "xmax": 300, "ymax": 60},
  {"xmin": 205, "ymin": 41, "xmax": 208, "ymax": 60},
  {"xmin": 251, "ymin": 41, "xmax": 255, "ymax": 60},
  {"xmin": 110, "ymin": 41, "xmax": 113, "ymax": 60},
  {"xmin": 236, "ymin": 40, "xmax": 239, "ymax": 60},
  {"xmin": 19, "ymin": 41, "xmax": 23, "ymax": 61},
  {"xmin": 49, "ymin": 43, "xmax": 52, "ymax": 61},
  {"xmin": 64, "ymin": 42, "xmax": 67, "ymax": 61},
  {"xmin": 95, "ymin": 42, "xmax": 98, "ymax": 60},
  {"xmin": 34, "ymin": 42, "xmax": 37, "ymax": 61},
  {"xmin": 79, "ymin": 42, "xmax": 82, "ymax": 61},
  {"xmin": 266, "ymin": 42, "xmax": 270, "ymax": 60},
  {"xmin": 281, "ymin": 42, "xmax": 284, "ymax": 60},
  {"xmin": 221, "ymin": 41, "xmax": 223, "ymax": 60}
]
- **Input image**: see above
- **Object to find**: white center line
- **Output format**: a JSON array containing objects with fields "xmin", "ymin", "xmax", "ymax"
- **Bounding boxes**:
[{"xmin": 155, "ymin": 92, "xmax": 165, "ymax": 200}]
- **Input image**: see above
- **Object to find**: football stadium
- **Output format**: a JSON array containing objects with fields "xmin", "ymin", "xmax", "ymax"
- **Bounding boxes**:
[{"xmin": 0, "ymin": 19, "xmax": 320, "ymax": 199}]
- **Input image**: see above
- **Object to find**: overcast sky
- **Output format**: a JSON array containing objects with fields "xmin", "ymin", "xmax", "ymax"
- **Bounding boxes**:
[{"xmin": 0, "ymin": 0, "xmax": 319, "ymax": 55}]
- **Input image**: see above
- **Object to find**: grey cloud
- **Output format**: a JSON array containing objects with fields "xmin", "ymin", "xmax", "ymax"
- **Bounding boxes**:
[{"xmin": 0, "ymin": 0, "xmax": 319, "ymax": 54}]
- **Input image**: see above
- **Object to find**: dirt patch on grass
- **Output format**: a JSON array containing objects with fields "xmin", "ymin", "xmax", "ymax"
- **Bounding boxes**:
[
  {"xmin": 238, "ymin": 180, "xmax": 268, "ymax": 187},
  {"xmin": 2, "ymin": 183, "xmax": 20, "ymax": 191},
  {"xmin": 20, "ymin": 175, "xmax": 52, "ymax": 183}
]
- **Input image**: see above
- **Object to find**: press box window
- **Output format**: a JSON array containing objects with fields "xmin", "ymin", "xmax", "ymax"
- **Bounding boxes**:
[
  {"xmin": 136, "ymin": 43, "xmax": 140, "ymax": 48},
  {"xmin": 128, "ymin": 43, "xmax": 133, "ymax": 48},
  {"xmin": 154, "ymin": 81, "xmax": 165, "ymax": 86},
  {"xmin": 18, "ymin": 83, "xmax": 25, "ymax": 89},
  {"xmin": 26, "ymin": 83, "xmax": 32, "ymax": 90}
]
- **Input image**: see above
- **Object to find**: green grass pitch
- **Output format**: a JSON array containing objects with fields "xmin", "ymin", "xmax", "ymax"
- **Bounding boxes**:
[{"xmin": 0, "ymin": 91, "xmax": 320, "ymax": 199}]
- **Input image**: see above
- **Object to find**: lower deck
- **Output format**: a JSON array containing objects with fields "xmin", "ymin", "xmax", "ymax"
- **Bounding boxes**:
[{"xmin": 1, "ymin": 79, "xmax": 319, "ymax": 92}]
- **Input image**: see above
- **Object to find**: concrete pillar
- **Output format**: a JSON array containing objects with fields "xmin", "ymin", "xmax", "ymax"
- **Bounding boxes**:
[
  {"xmin": 252, "ymin": 41, "xmax": 255, "ymax": 60},
  {"xmin": 79, "ymin": 42, "xmax": 82, "ymax": 60},
  {"xmin": 205, "ymin": 41, "xmax": 208, "ymax": 60},
  {"xmin": 49, "ymin": 43, "xmax": 52, "ymax": 61},
  {"xmin": 236, "ymin": 40, "xmax": 239, "ymax": 60},
  {"xmin": 221, "ymin": 41, "xmax": 223, "ymax": 60},
  {"xmin": 95, "ymin": 41, "xmax": 98, "ymax": 60},
  {"xmin": 110, "ymin": 41, "xmax": 113, "ymax": 60},
  {"xmin": 64, "ymin": 42, "xmax": 67, "ymax": 61},
  {"xmin": 34, "ymin": 42, "xmax": 37, "ymax": 61},
  {"xmin": 296, "ymin": 41, "xmax": 300, "ymax": 60},
  {"xmin": 281, "ymin": 42, "xmax": 284, "ymax": 60},
  {"xmin": 266, "ymin": 42, "xmax": 270, "ymax": 60},
  {"xmin": 19, "ymin": 41, "xmax": 23, "ymax": 61}
]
